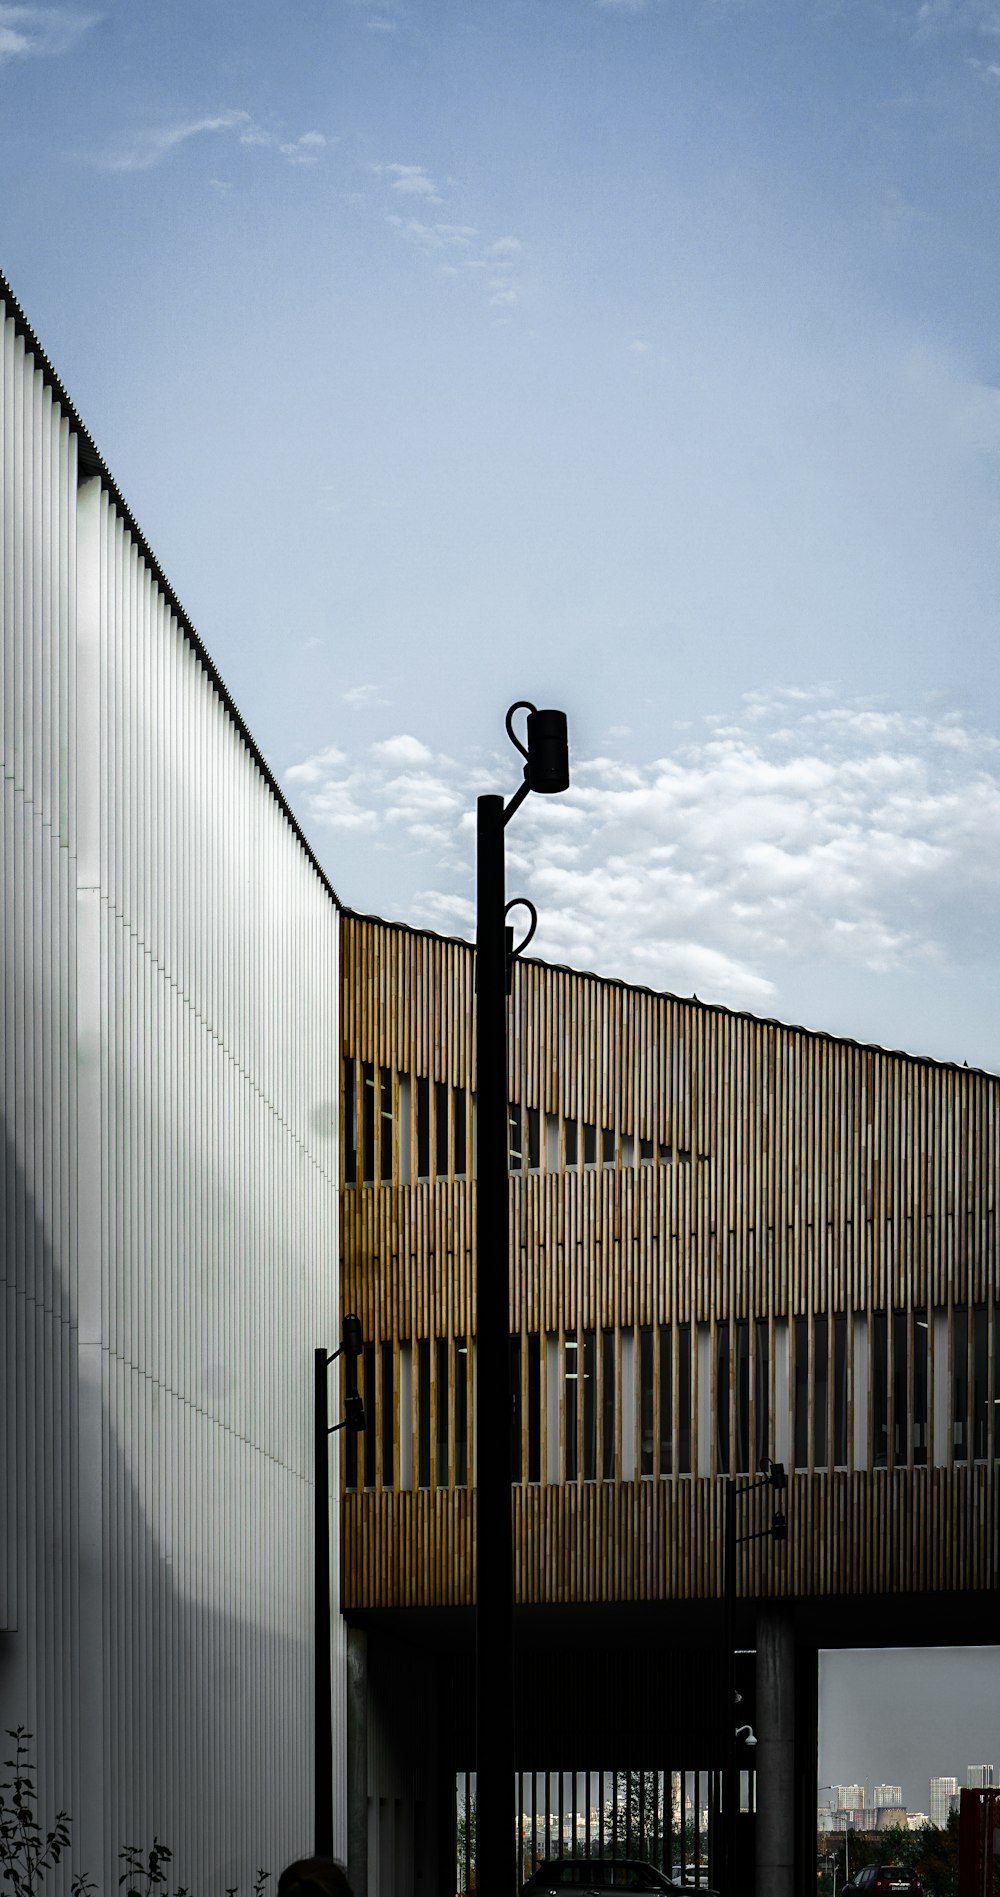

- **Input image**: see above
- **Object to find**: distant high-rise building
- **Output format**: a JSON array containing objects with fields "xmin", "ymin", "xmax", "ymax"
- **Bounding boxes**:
[
  {"xmin": 830, "ymin": 1785, "xmax": 865, "ymax": 1811},
  {"xmin": 874, "ymin": 1786, "xmax": 903, "ymax": 1808},
  {"xmin": 967, "ymin": 1767, "xmax": 995, "ymax": 1789},
  {"xmin": 930, "ymin": 1778, "xmax": 959, "ymax": 1826}
]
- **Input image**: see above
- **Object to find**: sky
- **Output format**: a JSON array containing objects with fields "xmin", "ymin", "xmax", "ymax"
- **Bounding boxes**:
[
  {"xmin": 3, "ymin": 0, "xmax": 1000, "ymax": 1072},
  {"xmin": 820, "ymin": 1646, "xmax": 1000, "ymax": 1819},
  {"xmin": 3, "ymin": 0, "xmax": 1000, "ymax": 1792}
]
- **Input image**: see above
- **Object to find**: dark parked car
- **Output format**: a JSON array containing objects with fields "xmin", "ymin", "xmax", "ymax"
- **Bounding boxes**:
[
  {"xmin": 842, "ymin": 1866, "xmax": 923, "ymax": 1897},
  {"xmin": 523, "ymin": 1859, "xmax": 719, "ymax": 1896}
]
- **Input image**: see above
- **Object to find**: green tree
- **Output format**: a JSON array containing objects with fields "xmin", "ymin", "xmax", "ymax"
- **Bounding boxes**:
[
  {"xmin": 817, "ymin": 1815, "xmax": 962, "ymax": 1897},
  {"xmin": 913, "ymin": 1813, "xmax": 961, "ymax": 1897},
  {"xmin": 600, "ymin": 1772, "xmax": 702, "ymax": 1873}
]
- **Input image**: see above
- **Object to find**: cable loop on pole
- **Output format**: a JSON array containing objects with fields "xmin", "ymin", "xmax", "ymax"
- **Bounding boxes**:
[
  {"xmin": 504, "ymin": 897, "xmax": 538, "ymax": 959},
  {"xmin": 504, "ymin": 700, "xmax": 536, "ymax": 759}
]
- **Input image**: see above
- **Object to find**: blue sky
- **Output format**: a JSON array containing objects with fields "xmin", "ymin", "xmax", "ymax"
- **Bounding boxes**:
[{"xmin": 4, "ymin": 0, "xmax": 1000, "ymax": 1073}]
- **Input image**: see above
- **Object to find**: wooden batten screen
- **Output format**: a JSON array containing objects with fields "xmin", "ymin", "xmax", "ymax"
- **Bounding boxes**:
[{"xmin": 339, "ymin": 910, "xmax": 1000, "ymax": 1611}]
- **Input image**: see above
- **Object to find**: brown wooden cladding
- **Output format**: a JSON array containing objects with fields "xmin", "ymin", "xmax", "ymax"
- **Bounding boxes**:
[
  {"xmin": 341, "ymin": 911, "xmax": 999, "ymax": 1327},
  {"xmin": 340, "ymin": 910, "xmax": 1000, "ymax": 1609},
  {"xmin": 341, "ymin": 1467, "xmax": 996, "ymax": 1610}
]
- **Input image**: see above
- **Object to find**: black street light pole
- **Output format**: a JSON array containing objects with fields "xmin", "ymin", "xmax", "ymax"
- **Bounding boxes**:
[
  {"xmin": 475, "ymin": 704, "xmax": 569, "ymax": 1897},
  {"xmin": 315, "ymin": 1316, "xmax": 365, "ymax": 1858},
  {"xmin": 724, "ymin": 1478, "xmax": 737, "ymax": 1897},
  {"xmin": 722, "ymin": 1460, "xmax": 786, "ymax": 1897}
]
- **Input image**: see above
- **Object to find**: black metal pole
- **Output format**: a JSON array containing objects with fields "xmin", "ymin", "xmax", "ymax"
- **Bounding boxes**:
[
  {"xmin": 725, "ymin": 1478, "xmax": 737, "ymax": 1897},
  {"xmin": 315, "ymin": 1346, "xmax": 334, "ymax": 1858},
  {"xmin": 475, "ymin": 791, "xmax": 516, "ymax": 1897}
]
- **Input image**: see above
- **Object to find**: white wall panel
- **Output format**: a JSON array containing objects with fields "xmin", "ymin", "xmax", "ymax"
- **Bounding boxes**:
[{"xmin": 1, "ymin": 290, "xmax": 344, "ymax": 1895}]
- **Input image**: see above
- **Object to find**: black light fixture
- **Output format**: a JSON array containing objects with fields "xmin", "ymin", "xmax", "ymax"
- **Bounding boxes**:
[
  {"xmin": 330, "ymin": 1312, "xmax": 363, "ymax": 1363},
  {"xmin": 525, "ymin": 707, "xmax": 570, "ymax": 793},
  {"xmin": 333, "ymin": 1391, "xmax": 365, "ymax": 1435},
  {"xmin": 503, "ymin": 702, "xmax": 571, "ymax": 820}
]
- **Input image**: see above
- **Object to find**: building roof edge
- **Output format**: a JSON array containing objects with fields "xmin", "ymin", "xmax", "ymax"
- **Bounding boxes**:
[
  {"xmin": 0, "ymin": 268, "xmax": 341, "ymax": 913},
  {"xmin": 339, "ymin": 905, "xmax": 999, "ymax": 1085}
]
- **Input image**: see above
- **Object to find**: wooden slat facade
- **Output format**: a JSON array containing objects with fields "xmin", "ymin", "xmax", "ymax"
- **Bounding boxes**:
[{"xmin": 339, "ymin": 910, "xmax": 999, "ymax": 1613}]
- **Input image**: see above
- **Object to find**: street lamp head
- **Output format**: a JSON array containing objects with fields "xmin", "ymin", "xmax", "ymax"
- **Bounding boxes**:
[
  {"xmin": 526, "ymin": 707, "xmax": 570, "ymax": 793},
  {"xmin": 341, "ymin": 1313, "xmax": 363, "ymax": 1359}
]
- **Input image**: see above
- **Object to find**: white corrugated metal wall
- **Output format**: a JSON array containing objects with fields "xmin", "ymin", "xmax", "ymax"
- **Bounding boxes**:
[{"xmin": 1, "ymin": 296, "xmax": 344, "ymax": 1893}]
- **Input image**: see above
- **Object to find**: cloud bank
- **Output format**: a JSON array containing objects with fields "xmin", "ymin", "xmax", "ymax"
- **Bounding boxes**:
[{"xmin": 284, "ymin": 692, "xmax": 1000, "ymax": 1016}]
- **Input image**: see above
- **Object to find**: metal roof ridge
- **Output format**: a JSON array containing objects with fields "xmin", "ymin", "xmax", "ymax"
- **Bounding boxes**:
[
  {"xmin": 338, "ymin": 905, "xmax": 999, "ymax": 1084},
  {"xmin": 0, "ymin": 266, "xmax": 341, "ymax": 912}
]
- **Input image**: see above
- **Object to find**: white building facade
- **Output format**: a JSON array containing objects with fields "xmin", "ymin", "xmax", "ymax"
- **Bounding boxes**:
[
  {"xmin": 1, "ymin": 277, "xmax": 345, "ymax": 1892},
  {"xmin": 929, "ymin": 1779, "xmax": 959, "ymax": 1827}
]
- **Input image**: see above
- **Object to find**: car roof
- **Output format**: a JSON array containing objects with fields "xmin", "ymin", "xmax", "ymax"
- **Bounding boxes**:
[
  {"xmin": 525, "ymin": 1864, "xmax": 676, "ymax": 1886},
  {"xmin": 533, "ymin": 1862, "xmax": 658, "ymax": 1870}
]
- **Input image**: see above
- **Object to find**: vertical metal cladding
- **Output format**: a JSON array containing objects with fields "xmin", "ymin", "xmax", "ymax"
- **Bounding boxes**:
[{"xmin": 1, "ymin": 294, "xmax": 343, "ymax": 1891}]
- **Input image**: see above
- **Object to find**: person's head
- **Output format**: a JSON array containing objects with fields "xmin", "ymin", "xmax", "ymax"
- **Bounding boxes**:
[{"xmin": 277, "ymin": 1857, "xmax": 355, "ymax": 1897}]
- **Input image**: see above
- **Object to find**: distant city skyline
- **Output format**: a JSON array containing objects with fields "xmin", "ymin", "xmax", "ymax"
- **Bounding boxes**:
[
  {"xmin": 827, "ymin": 1767, "xmax": 993, "ymax": 1816},
  {"xmin": 820, "ymin": 1650, "xmax": 1000, "ymax": 1818}
]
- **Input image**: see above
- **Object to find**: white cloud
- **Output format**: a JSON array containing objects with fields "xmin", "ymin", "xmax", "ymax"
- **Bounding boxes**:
[
  {"xmin": 343, "ymin": 682, "xmax": 391, "ymax": 710},
  {"xmin": 280, "ymin": 130, "xmax": 327, "ymax": 164},
  {"xmin": 90, "ymin": 112, "xmax": 330, "ymax": 174},
  {"xmin": 285, "ymin": 743, "xmax": 346, "ymax": 785},
  {"xmin": 0, "ymin": 4, "xmax": 97, "ymax": 62},
  {"xmin": 93, "ymin": 109, "xmax": 252, "ymax": 173},
  {"xmin": 386, "ymin": 216, "xmax": 478, "ymax": 252},
  {"xmin": 628, "ymin": 338, "xmax": 650, "ymax": 355},
  {"xmin": 377, "ymin": 175, "xmax": 523, "ymax": 310},
  {"xmin": 373, "ymin": 161, "xmax": 441, "ymax": 201},
  {"xmin": 371, "ymin": 733, "xmax": 434, "ymax": 766},
  {"xmin": 285, "ymin": 698, "xmax": 1000, "ymax": 1018}
]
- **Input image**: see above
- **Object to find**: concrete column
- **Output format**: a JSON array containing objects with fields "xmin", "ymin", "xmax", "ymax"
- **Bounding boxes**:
[
  {"xmin": 347, "ymin": 1627, "xmax": 369, "ymax": 1897},
  {"xmin": 756, "ymin": 1609, "xmax": 795, "ymax": 1897}
]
